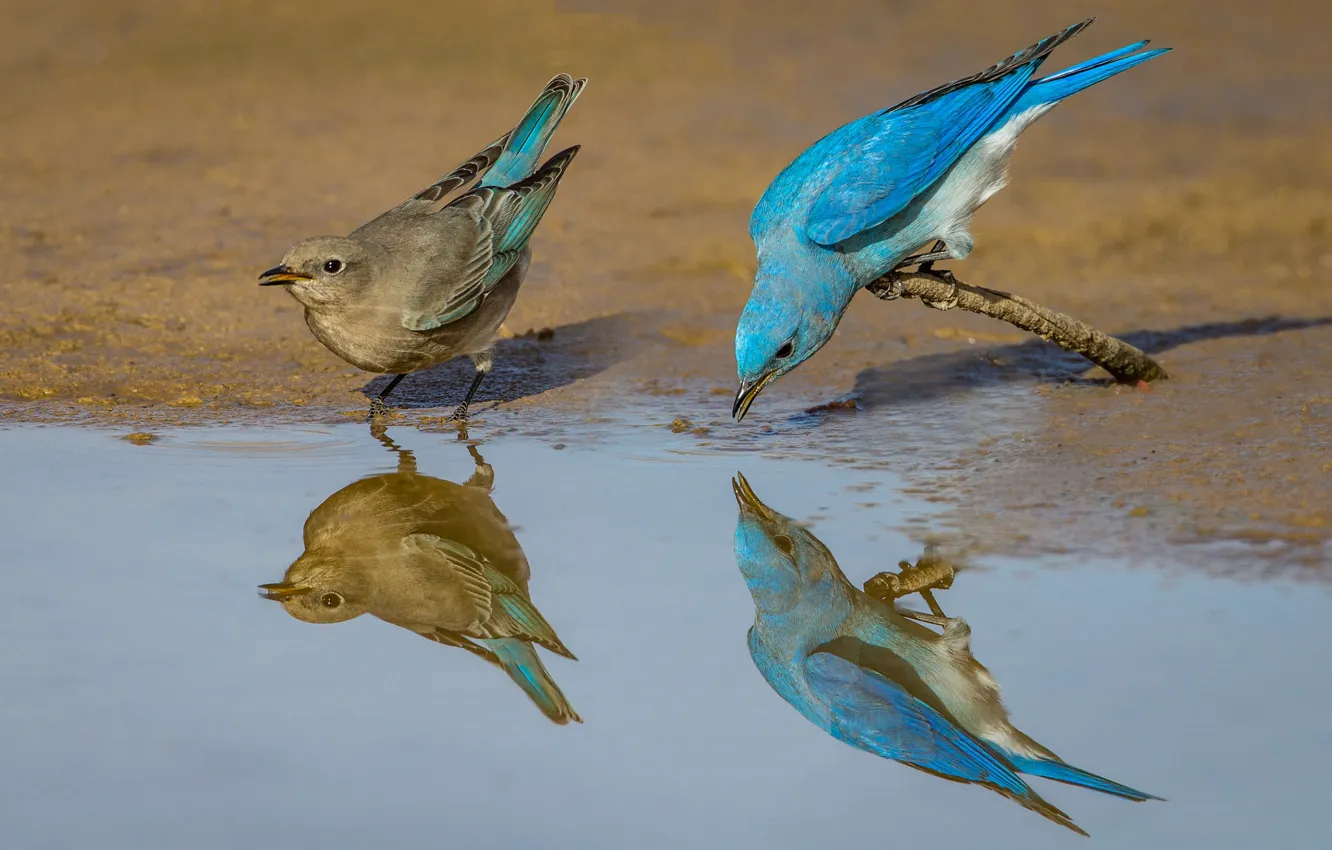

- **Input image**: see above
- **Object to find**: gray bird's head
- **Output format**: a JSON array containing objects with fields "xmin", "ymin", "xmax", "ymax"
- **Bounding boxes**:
[
  {"xmin": 732, "ymin": 472, "xmax": 837, "ymax": 614},
  {"xmin": 258, "ymin": 553, "xmax": 370, "ymax": 624},
  {"xmin": 259, "ymin": 236, "xmax": 382, "ymax": 308}
]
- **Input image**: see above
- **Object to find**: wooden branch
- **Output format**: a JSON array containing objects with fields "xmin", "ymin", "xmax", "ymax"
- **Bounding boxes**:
[
  {"xmin": 864, "ymin": 555, "xmax": 956, "ymax": 601},
  {"xmin": 866, "ymin": 269, "xmax": 1168, "ymax": 383}
]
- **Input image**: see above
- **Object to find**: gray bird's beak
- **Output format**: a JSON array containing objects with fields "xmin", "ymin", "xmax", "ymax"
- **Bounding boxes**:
[
  {"xmin": 258, "ymin": 265, "xmax": 313, "ymax": 286},
  {"xmin": 732, "ymin": 472, "xmax": 778, "ymax": 521},
  {"xmin": 258, "ymin": 581, "xmax": 313, "ymax": 600},
  {"xmin": 732, "ymin": 372, "xmax": 777, "ymax": 421}
]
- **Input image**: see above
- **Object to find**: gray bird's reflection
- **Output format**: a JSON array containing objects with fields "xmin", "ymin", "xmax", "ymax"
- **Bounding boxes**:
[
  {"xmin": 260, "ymin": 436, "xmax": 580, "ymax": 724},
  {"xmin": 732, "ymin": 473, "xmax": 1159, "ymax": 835}
]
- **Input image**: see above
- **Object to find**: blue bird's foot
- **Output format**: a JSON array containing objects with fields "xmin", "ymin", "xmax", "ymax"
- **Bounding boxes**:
[{"xmin": 920, "ymin": 268, "xmax": 961, "ymax": 311}]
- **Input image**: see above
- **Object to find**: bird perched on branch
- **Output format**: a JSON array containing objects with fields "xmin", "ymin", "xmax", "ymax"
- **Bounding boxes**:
[
  {"xmin": 731, "ymin": 473, "xmax": 1160, "ymax": 835},
  {"xmin": 733, "ymin": 19, "xmax": 1169, "ymax": 419},
  {"xmin": 261, "ymin": 75, "xmax": 585, "ymax": 420}
]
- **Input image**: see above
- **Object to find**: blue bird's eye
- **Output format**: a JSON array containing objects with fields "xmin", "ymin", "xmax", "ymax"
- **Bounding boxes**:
[
  {"xmin": 776, "ymin": 341, "xmax": 794, "ymax": 359},
  {"xmin": 323, "ymin": 259, "xmax": 345, "ymax": 275},
  {"xmin": 774, "ymin": 535, "xmax": 794, "ymax": 555}
]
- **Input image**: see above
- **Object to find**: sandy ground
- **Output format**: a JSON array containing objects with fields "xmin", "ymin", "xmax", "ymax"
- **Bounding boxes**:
[{"xmin": 2, "ymin": 0, "xmax": 1329, "ymax": 565}]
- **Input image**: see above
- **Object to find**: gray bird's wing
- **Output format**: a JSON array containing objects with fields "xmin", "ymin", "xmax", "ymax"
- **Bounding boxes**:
[
  {"xmin": 417, "ymin": 628, "xmax": 503, "ymax": 667},
  {"xmin": 402, "ymin": 533, "xmax": 575, "ymax": 659},
  {"xmin": 390, "ymin": 133, "xmax": 512, "ymax": 216},
  {"xmin": 394, "ymin": 145, "xmax": 580, "ymax": 332}
]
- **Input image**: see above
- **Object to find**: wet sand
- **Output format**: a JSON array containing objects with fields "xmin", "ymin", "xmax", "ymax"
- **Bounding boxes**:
[{"xmin": 2, "ymin": 0, "xmax": 1330, "ymax": 562}]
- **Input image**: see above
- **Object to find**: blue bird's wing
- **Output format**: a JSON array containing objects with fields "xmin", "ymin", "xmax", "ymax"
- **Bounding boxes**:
[
  {"xmin": 805, "ymin": 651, "xmax": 1090, "ymax": 835},
  {"xmin": 805, "ymin": 19, "xmax": 1092, "ymax": 246},
  {"xmin": 805, "ymin": 651, "xmax": 1028, "ymax": 792}
]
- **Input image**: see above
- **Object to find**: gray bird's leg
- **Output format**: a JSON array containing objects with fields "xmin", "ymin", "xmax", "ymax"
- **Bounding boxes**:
[
  {"xmin": 369, "ymin": 373, "xmax": 407, "ymax": 418},
  {"xmin": 464, "ymin": 445, "xmax": 494, "ymax": 491},
  {"xmin": 449, "ymin": 352, "xmax": 492, "ymax": 422}
]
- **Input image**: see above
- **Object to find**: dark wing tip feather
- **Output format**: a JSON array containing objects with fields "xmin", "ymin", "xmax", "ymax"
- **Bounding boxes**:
[
  {"xmin": 412, "ymin": 134, "xmax": 512, "ymax": 203},
  {"xmin": 515, "ymin": 145, "xmax": 580, "ymax": 191},
  {"xmin": 889, "ymin": 17, "xmax": 1096, "ymax": 113}
]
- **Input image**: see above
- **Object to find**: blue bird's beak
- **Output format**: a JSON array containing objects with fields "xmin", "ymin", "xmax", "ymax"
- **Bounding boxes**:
[
  {"xmin": 258, "ymin": 265, "xmax": 313, "ymax": 286},
  {"xmin": 732, "ymin": 472, "xmax": 778, "ymax": 521},
  {"xmin": 733, "ymin": 372, "xmax": 776, "ymax": 421}
]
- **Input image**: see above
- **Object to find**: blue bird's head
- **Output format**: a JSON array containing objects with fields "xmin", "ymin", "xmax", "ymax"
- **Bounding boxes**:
[
  {"xmin": 732, "ymin": 473, "xmax": 837, "ymax": 614},
  {"xmin": 733, "ymin": 261, "xmax": 851, "ymax": 421}
]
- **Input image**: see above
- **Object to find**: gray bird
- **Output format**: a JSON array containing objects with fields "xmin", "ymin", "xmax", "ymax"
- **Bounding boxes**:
[
  {"xmin": 260, "ymin": 75, "xmax": 585, "ymax": 420},
  {"xmin": 260, "ymin": 436, "xmax": 580, "ymax": 724}
]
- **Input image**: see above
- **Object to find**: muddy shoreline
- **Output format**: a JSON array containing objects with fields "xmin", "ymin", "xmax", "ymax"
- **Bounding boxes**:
[{"xmin": 3, "ymin": 0, "xmax": 1329, "ymax": 567}]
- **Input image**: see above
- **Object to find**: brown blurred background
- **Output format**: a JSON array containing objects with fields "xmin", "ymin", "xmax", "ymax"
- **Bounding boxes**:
[{"xmin": 1, "ymin": 0, "xmax": 1329, "ymax": 559}]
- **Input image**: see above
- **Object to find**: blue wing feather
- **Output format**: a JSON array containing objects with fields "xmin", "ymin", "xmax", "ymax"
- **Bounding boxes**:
[
  {"xmin": 805, "ymin": 74, "xmax": 1035, "ymax": 246},
  {"xmin": 805, "ymin": 651, "xmax": 1030, "ymax": 796},
  {"xmin": 804, "ymin": 19, "xmax": 1096, "ymax": 245}
]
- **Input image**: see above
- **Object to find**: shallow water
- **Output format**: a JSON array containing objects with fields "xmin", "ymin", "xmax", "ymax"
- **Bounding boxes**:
[{"xmin": 1, "ymin": 422, "xmax": 1329, "ymax": 849}]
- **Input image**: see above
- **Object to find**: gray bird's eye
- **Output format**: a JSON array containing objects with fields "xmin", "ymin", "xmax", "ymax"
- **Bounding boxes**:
[
  {"xmin": 319, "ymin": 591, "xmax": 344, "ymax": 609},
  {"xmin": 775, "ymin": 341, "xmax": 794, "ymax": 359},
  {"xmin": 774, "ymin": 535, "xmax": 794, "ymax": 555},
  {"xmin": 323, "ymin": 259, "xmax": 345, "ymax": 275}
]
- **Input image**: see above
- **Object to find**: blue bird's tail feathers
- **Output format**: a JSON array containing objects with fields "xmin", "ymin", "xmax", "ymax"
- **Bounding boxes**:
[
  {"xmin": 488, "ymin": 638, "xmax": 582, "ymax": 725},
  {"xmin": 1010, "ymin": 755, "xmax": 1164, "ymax": 802},
  {"xmin": 483, "ymin": 74, "xmax": 586, "ymax": 189},
  {"xmin": 1014, "ymin": 40, "xmax": 1171, "ymax": 112}
]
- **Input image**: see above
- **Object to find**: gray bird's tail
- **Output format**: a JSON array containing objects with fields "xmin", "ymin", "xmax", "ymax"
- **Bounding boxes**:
[
  {"xmin": 488, "ymin": 638, "xmax": 582, "ymax": 725},
  {"xmin": 482, "ymin": 74, "xmax": 586, "ymax": 188}
]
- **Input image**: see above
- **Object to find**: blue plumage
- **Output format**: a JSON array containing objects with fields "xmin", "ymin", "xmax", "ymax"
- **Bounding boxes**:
[
  {"xmin": 731, "ymin": 473, "xmax": 1160, "ymax": 835},
  {"xmin": 733, "ymin": 18, "xmax": 1170, "ymax": 420},
  {"xmin": 482, "ymin": 75, "xmax": 585, "ymax": 188}
]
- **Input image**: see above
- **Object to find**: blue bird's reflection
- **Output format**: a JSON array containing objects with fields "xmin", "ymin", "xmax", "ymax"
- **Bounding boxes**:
[{"xmin": 732, "ymin": 473, "xmax": 1160, "ymax": 836}]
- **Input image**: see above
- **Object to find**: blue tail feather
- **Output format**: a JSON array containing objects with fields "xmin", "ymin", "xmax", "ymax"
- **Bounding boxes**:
[
  {"xmin": 488, "ymin": 638, "xmax": 582, "ymax": 725},
  {"xmin": 482, "ymin": 74, "xmax": 585, "ymax": 188},
  {"xmin": 1013, "ymin": 44, "xmax": 1170, "ymax": 112},
  {"xmin": 1011, "ymin": 755, "xmax": 1164, "ymax": 802}
]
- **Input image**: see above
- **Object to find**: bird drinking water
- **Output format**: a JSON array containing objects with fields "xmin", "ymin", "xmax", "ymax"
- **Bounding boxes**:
[{"xmin": 732, "ymin": 19, "xmax": 1169, "ymax": 420}]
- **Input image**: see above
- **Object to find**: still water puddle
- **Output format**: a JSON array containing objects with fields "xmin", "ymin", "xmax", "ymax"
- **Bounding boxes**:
[{"xmin": 0, "ymin": 423, "xmax": 1328, "ymax": 848}]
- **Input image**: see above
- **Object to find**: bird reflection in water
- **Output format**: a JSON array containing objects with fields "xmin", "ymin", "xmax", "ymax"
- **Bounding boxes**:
[
  {"xmin": 260, "ymin": 434, "xmax": 580, "ymax": 724},
  {"xmin": 732, "ymin": 473, "xmax": 1160, "ymax": 835}
]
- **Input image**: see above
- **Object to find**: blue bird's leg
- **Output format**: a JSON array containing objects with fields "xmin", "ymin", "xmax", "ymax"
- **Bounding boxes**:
[{"xmin": 895, "ymin": 240, "xmax": 952, "ymax": 272}]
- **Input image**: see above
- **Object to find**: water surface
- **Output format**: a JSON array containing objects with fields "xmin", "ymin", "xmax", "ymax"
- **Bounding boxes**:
[{"xmin": 1, "ymin": 424, "xmax": 1328, "ymax": 848}]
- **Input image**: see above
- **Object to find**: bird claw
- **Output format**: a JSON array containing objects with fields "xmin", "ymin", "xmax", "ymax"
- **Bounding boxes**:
[
  {"xmin": 920, "ymin": 268, "xmax": 960, "ymax": 311},
  {"xmin": 369, "ymin": 398, "xmax": 392, "ymax": 419},
  {"xmin": 871, "ymin": 273, "xmax": 905, "ymax": 301},
  {"xmin": 448, "ymin": 404, "xmax": 470, "ymax": 423}
]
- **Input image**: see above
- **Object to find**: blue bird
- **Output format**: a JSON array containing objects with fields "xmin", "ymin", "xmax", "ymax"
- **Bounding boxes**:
[
  {"xmin": 733, "ymin": 19, "xmax": 1169, "ymax": 419},
  {"xmin": 731, "ymin": 473, "xmax": 1160, "ymax": 835}
]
